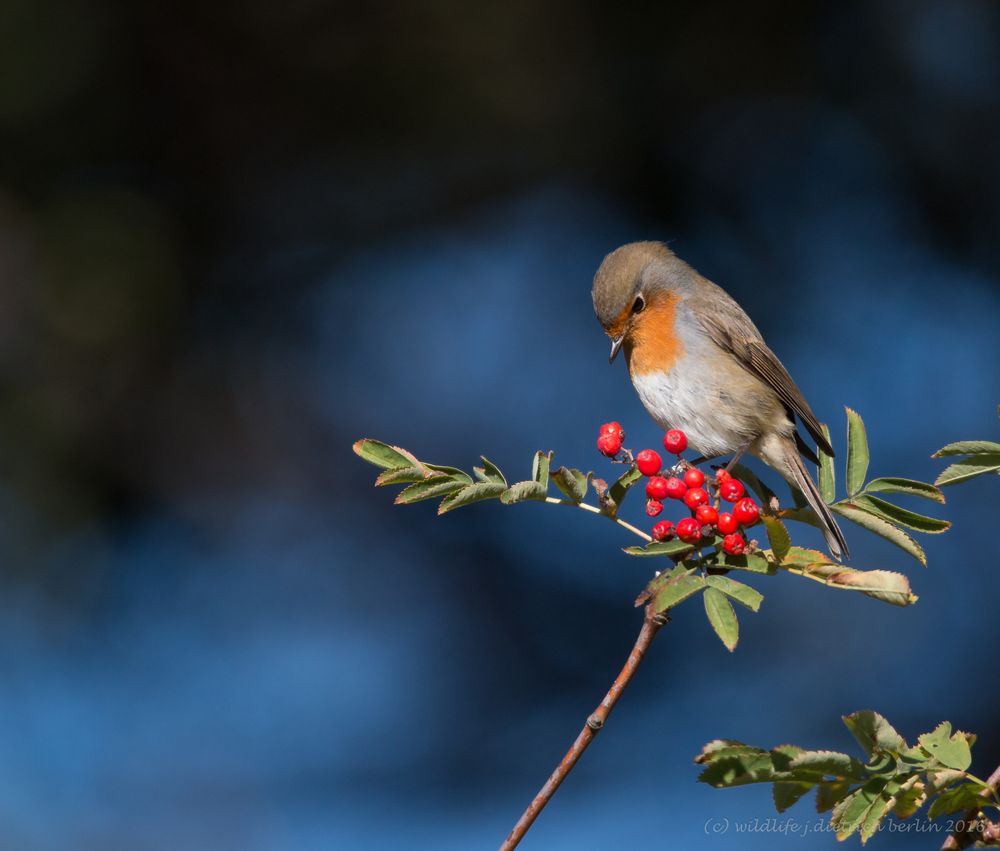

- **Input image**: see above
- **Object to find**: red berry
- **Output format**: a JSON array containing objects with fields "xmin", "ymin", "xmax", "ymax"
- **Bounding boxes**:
[
  {"xmin": 663, "ymin": 429, "xmax": 688, "ymax": 455},
  {"xmin": 646, "ymin": 499, "xmax": 663, "ymax": 517},
  {"xmin": 664, "ymin": 477, "xmax": 687, "ymax": 500},
  {"xmin": 719, "ymin": 479, "xmax": 745, "ymax": 502},
  {"xmin": 599, "ymin": 421, "xmax": 624, "ymax": 440},
  {"xmin": 695, "ymin": 505, "xmax": 718, "ymax": 526},
  {"xmin": 715, "ymin": 469, "xmax": 732, "ymax": 483},
  {"xmin": 683, "ymin": 468, "xmax": 705, "ymax": 488},
  {"xmin": 676, "ymin": 516, "xmax": 702, "ymax": 543},
  {"xmin": 597, "ymin": 433, "xmax": 622, "ymax": 457},
  {"xmin": 645, "ymin": 476, "xmax": 669, "ymax": 500},
  {"xmin": 722, "ymin": 533, "xmax": 746, "ymax": 555},
  {"xmin": 716, "ymin": 512, "xmax": 739, "ymax": 534},
  {"xmin": 651, "ymin": 520, "xmax": 674, "ymax": 541},
  {"xmin": 683, "ymin": 487, "xmax": 709, "ymax": 510},
  {"xmin": 635, "ymin": 449, "xmax": 662, "ymax": 477},
  {"xmin": 733, "ymin": 497, "xmax": 760, "ymax": 526}
]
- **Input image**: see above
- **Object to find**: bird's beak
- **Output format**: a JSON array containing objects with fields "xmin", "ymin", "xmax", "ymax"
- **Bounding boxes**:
[{"xmin": 609, "ymin": 335, "xmax": 624, "ymax": 364}]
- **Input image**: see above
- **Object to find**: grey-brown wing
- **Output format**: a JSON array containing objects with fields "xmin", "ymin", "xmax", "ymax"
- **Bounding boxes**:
[{"xmin": 690, "ymin": 287, "xmax": 835, "ymax": 457}]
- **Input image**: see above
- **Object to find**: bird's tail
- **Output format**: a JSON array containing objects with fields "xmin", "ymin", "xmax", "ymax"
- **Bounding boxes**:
[{"xmin": 771, "ymin": 436, "xmax": 849, "ymax": 562}]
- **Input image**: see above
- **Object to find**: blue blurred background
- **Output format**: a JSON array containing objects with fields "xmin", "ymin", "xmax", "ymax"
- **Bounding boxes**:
[{"xmin": 1, "ymin": 1, "xmax": 999, "ymax": 848}]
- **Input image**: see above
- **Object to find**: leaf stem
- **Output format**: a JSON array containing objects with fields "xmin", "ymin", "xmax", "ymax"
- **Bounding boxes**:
[
  {"xmin": 499, "ymin": 606, "xmax": 667, "ymax": 850},
  {"xmin": 544, "ymin": 497, "xmax": 652, "ymax": 542},
  {"xmin": 942, "ymin": 763, "xmax": 1000, "ymax": 850}
]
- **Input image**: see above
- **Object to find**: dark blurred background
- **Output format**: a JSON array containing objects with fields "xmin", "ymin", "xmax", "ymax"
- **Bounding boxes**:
[{"xmin": 1, "ymin": 0, "xmax": 999, "ymax": 848}]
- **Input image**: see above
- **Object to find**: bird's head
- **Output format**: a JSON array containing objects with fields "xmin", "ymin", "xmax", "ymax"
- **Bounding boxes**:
[{"xmin": 591, "ymin": 241, "xmax": 693, "ymax": 364}]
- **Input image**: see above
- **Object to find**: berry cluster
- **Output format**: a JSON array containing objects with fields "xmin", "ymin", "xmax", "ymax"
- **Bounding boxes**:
[{"xmin": 597, "ymin": 423, "xmax": 761, "ymax": 555}]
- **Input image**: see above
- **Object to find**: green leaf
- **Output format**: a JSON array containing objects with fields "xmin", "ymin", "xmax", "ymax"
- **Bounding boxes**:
[
  {"xmin": 927, "ymin": 783, "xmax": 988, "ymax": 819},
  {"xmin": 705, "ymin": 576, "xmax": 763, "ymax": 612},
  {"xmin": 697, "ymin": 751, "xmax": 778, "ymax": 786},
  {"xmin": 864, "ymin": 477, "xmax": 945, "ymax": 504},
  {"xmin": 935, "ymin": 454, "xmax": 1000, "ymax": 487},
  {"xmin": 845, "ymin": 407, "xmax": 870, "ymax": 496},
  {"xmin": 831, "ymin": 778, "xmax": 887, "ymax": 842},
  {"xmin": 832, "ymin": 503, "xmax": 926, "ymax": 566},
  {"xmin": 842, "ymin": 711, "xmax": 906, "ymax": 759},
  {"xmin": 816, "ymin": 781, "xmax": 853, "ymax": 813},
  {"xmin": 853, "ymin": 495, "xmax": 951, "ymax": 534},
  {"xmin": 437, "ymin": 482, "xmax": 507, "ymax": 514},
  {"xmin": 860, "ymin": 782, "xmax": 896, "ymax": 844},
  {"xmin": 704, "ymin": 587, "xmax": 739, "ymax": 652},
  {"xmin": 818, "ymin": 423, "xmax": 836, "ymax": 503},
  {"xmin": 352, "ymin": 439, "xmax": 422, "ymax": 470},
  {"xmin": 605, "ymin": 466, "xmax": 643, "ymax": 517},
  {"xmin": 551, "ymin": 466, "xmax": 590, "ymax": 502},
  {"xmin": 395, "ymin": 476, "xmax": 464, "ymax": 504},
  {"xmin": 531, "ymin": 450, "xmax": 553, "ymax": 489},
  {"xmin": 888, "ymin": 775, "xmax": 926, "ymax": 819},
  {"xmin": 917, "ymin": 722, "xmax": 972, "ymax": 771},
  {"xmin": 773, "ymin": 782, "xmax": 814, "ymax": 812},
  {"xmin": 623, "ymin": 539, "xmax": 696, "ymax": 558},
  {"xmin": 729, "ymin": 463, "xmax": 778, "ymax": 506},
  {"xmin": 651, "ymin": 572, "xmax": 706, "ymax": 614},
  {"xmin": 933, "ymin": 440, "xmax": 1000, "ymax": 457},
  {"xmin": 760, "ymin": 516, "xmax": 791, "ymax": 562},
  {"xmin": 777, "ymin": 507, "xmax": 821, "ymax": 529},
  {"xmin": 474, "ymin": 456, "xmax": 507, "ymax": 486},
  {"xmin": 788, "ymin": 750, "xmax": 866, "ymax": 779},
  {"xmin": 424, "ymin": 464, "xmax": 474, "ymax": 485},
  {"xmin": 500, "ymin": 481, "xmax": 548, "ymax": 504},
  {"xmin": 782, "ymin": 546, "xmax": 833, "ymax": 567},
  {"xmin": 375, "ymin": 466, "xmax": 426, "ymax": 486}
]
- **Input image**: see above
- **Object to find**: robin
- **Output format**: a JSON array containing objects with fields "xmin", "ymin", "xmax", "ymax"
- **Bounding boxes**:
[{"xmin": 592, "ymin": 241, "xmax": 849, "ymax": 560}]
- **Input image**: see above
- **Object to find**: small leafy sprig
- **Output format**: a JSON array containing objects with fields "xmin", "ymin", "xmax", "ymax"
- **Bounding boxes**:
[
  {"xmin": 354, "ymin": 409, "xmax": 946, "ymax": 653},
  {"xmin": 695, "ymin": 713, "xmax": 1000, "ymax": 845},
  {"xmin": 933, "ymin": 405, "xmax": 1000, "ymax": 487}
]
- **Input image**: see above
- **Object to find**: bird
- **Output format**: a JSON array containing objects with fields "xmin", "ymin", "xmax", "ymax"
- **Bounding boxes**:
[{"xmin": 591, "ymin": 241, "xmax": 849, "ymax": 560}]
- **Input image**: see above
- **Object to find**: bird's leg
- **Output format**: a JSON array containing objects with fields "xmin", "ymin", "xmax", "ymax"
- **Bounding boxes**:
[
  {"xmin": 667, "ymin": 454, "xmax": 720, "ymax": 476},
  {"xmin": 724, "ymin": 442, "xmax": 753, "ymax": 472}
]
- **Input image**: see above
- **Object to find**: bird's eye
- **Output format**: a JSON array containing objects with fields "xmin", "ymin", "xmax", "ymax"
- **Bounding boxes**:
[{"xmin": 632, "ymin": 295, "xmax": 645, "ymax": 314}]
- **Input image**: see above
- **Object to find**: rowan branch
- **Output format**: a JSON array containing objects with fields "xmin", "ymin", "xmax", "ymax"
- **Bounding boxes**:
[
  {"xmin": 941, "ymin": 762, "xmax": 1000, "ymax": 850},
  {"xmin": 499, "ymin": 605, "xmax": 667, "ymax": 850}
]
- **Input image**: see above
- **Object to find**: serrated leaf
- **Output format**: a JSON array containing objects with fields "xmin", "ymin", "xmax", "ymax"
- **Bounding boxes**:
[
  {"xmin": 777, "ymin": 506, "xmax": 822, "ymax": 529},
  {"xmin": 864, "ymin": 477, "xmax": 945, "ymax": 503},
  {"xmin": 845, "ymin": 408, "xmax": 870, "ymax": 496},
  {"xmin": 696, "ymin": 739, "xmax": 759, "ymax": 761},
  {"xmin": 926, "ymin": 769, "xmax": 966, "ymax": 795},
  {"xmin": 842, "ymin": 712, "xmax": 906, "ymax": 758},
  {"xmin": 499, "ymin": 480, "xmax": 548, "ymax": 504},
  {"xmin": 531, "ymin": 450, "xmax": 553, "ymax": 489},
  {"xmin": 697, "ymin": 752, "xmax": 777, "ymax": 786},
  {"xmin": 888, "ymin": 776, "xmax": 926, "ymax": 820},
  {"xmin": 475, "ymin": 456, "xmax": 507, "ymax": 486},
  {"xmin": 860, "ymin": 782, "xmax": 896, "ymax": 844},
  {"xmin": 782, "ymin": 546, "xmax": 833, "ymax": 567},
  {"xmin": 375, "ymin": 466, "xmax": 426, "ymax": 486},
  {"xmin": 704, "ymin": 587, "xmax": 739, "ymax": 652},
  {"xmin": 716, "ymin": 553, "xmax": 776, "ymax": 574},
  {"xmin": 437, "ymin": 482, "xmax": 507, "ymax": 514},
  {"xmin": 917, "ymin": 722, "xmax": 972, "ymax": 771},
  {"xmin": 818, "ymin": 423, "xmax": 836, "ymax": 503},
  {"xmin": 832, "ymin": 503, "xmax": 926, "ymax": 566},
  {"xmin": 423, "ymin": 463, "xmax": 473, "ymax": 485},
  {"xmin": 831, "ymin": 778, "xmax": 887, "ymax": 842},
  {"xmin": 395, "ymin": 476, "xmax": 465, "ymax": 504},
  {"xmin": 789, "ymin": 750, "xmax": 866, "ymax": 779},
  {"xmin": 823, "ymin": 568, "xmax": 917, "ymax": 607},
  {"xmin": 761, "ymin": 516, "xmax": 791, "ymax": 562},
  {"xmin": 551, "ymin": 466, "xmax": 590, "ymax": 502},
  {"xmin": 729, "ymin": 463, "xmax": 778, "ymax": 506},
  {"xmin": 623, "ymin": 539, "xmax": 696, "ymax": 558},
  {"xmin": 933, "ymin": 440, "xmax": 1000, "ymax": 457},
  {"xmin": 651, "ymin": 572, "xmax": 706, "ymax": 614},
  {"xmin": 705, "ymin": 576, "xmax": 763, "ymax": 612},
  {"xmin": 773, "ymin": 782, "xmax": 814, "ymax": 812},
  {"xmin": 935, "ymin": 454, "xmax": 1000, "ymax": 487},
  {"xmin": 353, "ymin": 439, "xmax": 422, "ymax": 471},
  {"xmin": 927, "ymin": 783, "xmax": 987, "ymax": 819},
  {"xmin": 853, "ymin": 495, "xmax": 951, "ymax": 534},
  {"xmin": 816, "ymin": 781, "xmax": 853, "ymax": 813},
  {"xmin": 605, "ymin": 466, "xmax": 643, "ymax": 517}
]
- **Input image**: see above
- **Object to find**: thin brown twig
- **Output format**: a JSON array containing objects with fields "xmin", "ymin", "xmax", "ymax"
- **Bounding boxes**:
[
  {"xmin": 499, "ymin": 605, "xmax": 667, "ymax": 851},
  {"xmin": 941, "ymin": 762, "xmax": 1000, "ymax": 850}
]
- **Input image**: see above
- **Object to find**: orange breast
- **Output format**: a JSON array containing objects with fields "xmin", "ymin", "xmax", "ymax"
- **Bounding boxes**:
[{"xmin": 626, "ymin": 291, "xmax": 684, "ymax": 377}]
